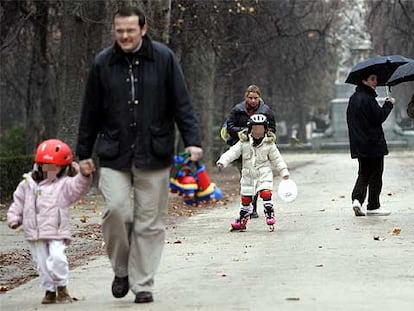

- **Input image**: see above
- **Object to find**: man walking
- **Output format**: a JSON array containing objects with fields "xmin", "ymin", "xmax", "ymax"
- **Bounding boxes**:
[{"xmin": 76, "ymin": 6, "xmax": 202, "ymax": 304}]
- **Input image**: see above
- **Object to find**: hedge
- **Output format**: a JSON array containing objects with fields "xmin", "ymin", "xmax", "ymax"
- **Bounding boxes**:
[{"xmin": 0, "ymin": 155, "xmax": 34, "ymax": 203}]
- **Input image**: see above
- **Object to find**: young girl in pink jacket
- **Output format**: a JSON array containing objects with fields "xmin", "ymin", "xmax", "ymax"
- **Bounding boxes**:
[{"xmin": 7, "ymin": 139, "xmax": 95, "ymax": 304}]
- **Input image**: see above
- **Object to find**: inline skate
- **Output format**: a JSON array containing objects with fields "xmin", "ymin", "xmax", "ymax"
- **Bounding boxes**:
[
  {"xmin": 264, "ymin": 202, "xmax": 275, "ymax": 231},
  {"xmin": 229, "ymin": 205, "xmax": 252, "ymax": 232}
]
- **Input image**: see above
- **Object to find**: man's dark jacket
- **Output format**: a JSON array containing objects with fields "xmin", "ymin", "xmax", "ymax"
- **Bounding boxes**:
[
  {"xmin": 226, "ymin": 100, "xmax": 276, "ymax": 145},
  {"xmin": 346, "ymin": 84, "xmax": 393, "ymax": 158},
  {"xmin": 76, "ymin": 36, "xmax": 201, "ymax": 170}
]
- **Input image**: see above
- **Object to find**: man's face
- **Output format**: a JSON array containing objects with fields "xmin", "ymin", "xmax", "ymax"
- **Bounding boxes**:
[
  {"xmin": 246, "ymin": 92, "xmax": 260, "ymax": 109},
  {"xmin": 251, "ymin": 124, "xmax": 265, "ymax": 139},
  {"xmin": 362, "ymin": 74, "xmax": 378, "ymax": 90},
  {"xmin": 114, "ymin": 15, "xmax": 147, "ymax": 53}
]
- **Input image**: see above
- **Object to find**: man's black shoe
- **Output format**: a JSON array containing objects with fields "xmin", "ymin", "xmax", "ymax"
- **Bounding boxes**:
[
  {"xmin": 135, "ymin": 291, "xmax": 153, "ymax": 303},
  {"xmin": 112, "ymin": 276, "xmax": 129, "ymax": 298}
]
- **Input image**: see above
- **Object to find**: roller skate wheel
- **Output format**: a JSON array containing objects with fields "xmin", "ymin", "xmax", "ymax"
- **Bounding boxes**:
[{"xmin": 268, "ymin": 225, "xmax": 275, "ymax": 232}]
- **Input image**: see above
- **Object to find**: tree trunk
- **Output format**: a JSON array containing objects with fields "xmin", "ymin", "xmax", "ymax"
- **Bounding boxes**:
[
  {"xmin": 143, "ymin": 0, "xmax": 171, "ymax": 44},
  {"xmin": 57, "ymin": 0, "xmax": 107, "ymax": 150},
  {"xmin": 181, "ymin": 36, "xmax": 216, "ymax": 166},
  {"xmin": 26, "ymin": 0, "xmax": 55, "ymax": 153}
]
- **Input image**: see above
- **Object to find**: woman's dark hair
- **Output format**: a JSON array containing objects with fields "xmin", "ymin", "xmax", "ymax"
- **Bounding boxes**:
[{"xmin": 115, "ymin": 6, "xmax": 146, "ymax": 27}]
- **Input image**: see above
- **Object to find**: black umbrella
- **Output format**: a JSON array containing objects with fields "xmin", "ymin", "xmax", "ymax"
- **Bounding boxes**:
[
  {"xmin": 386, "ymin": 61, "xmax": 414, "ymax": 86},
  {"xmin": 345, "ymin": 55, "xmax": 413, "ymax": 86}
]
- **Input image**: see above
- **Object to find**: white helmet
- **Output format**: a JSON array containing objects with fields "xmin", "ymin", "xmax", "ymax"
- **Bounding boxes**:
[
  {"xmin": 278, "ymin": 179, "xmax": 297, "ymax": 203},
  {"xmin": 247, "ymin": 114, "xmax": 268, "ymax": 130}
]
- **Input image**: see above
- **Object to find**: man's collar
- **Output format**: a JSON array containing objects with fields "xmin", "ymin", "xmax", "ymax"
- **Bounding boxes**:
[{"xmin": 109, "ymin": 35, "xmax": 154, "ymax": 65}]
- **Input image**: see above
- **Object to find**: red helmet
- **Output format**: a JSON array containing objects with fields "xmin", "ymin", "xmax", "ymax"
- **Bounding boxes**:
[{"xmin": 35, "ymin": 139, "xmax": 73, "ymax": 166}]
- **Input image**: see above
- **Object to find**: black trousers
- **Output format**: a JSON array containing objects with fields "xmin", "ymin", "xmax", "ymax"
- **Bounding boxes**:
[{"xmin": 351, "ymin": 157, "xmax": 384, "ymax": 210}]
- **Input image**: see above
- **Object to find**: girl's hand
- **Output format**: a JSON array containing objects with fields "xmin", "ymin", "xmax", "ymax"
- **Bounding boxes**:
[
  {"xmin": 9, "ymin": 222, "xmax": 19, "ymax": 230},
  {"xmin": 283, "ymin": 175, "xmax": 289, "ymax": 180},
  {"xmin": 71, "ymin": 161, "xmax": 80, "ymax": 173},
  {"xmin": 216, "ymin": 162, "xmax": 224, "ymax": 171}
]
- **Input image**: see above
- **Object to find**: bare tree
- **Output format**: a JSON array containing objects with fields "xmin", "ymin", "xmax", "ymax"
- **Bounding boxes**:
[
  {"xmin": 57, "ymin": 0, "xmax": 108, "ymax": 150},
  {"xmin": 26, "ymin": 0, "xmax": 56, "ymax": 153},
  {"xmin": 366, "ymin": 0, "xmax": 414, "ymax": 121},
  {"xmin": 175, "ymin": 0, "xmax": 339, "ymax": 143}
]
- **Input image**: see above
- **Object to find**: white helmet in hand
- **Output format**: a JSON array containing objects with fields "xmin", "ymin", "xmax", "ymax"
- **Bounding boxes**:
[{"xmin": 278, "ymin": 179, "xmax": 297, "ymax": 203}]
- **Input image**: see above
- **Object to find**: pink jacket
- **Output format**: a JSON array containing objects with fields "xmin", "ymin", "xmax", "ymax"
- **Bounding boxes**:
[{"xmin": 7, "ymin": 171, "xmax": 92, "ymax": 244}]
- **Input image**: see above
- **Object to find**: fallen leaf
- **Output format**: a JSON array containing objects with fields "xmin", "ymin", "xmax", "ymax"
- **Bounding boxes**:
[
  {"xmin": 79, "ymin": 215, "xmax": 89, "ymax": 223},
  {"xmin": 391, "ymin": 228, "xmax": 401, "ymax": 235}
]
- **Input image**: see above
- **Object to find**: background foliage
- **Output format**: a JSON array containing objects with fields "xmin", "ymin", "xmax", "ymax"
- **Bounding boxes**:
[{"xmin": 1, "ymin": 0, "xmax": 413, "ymax": 170}]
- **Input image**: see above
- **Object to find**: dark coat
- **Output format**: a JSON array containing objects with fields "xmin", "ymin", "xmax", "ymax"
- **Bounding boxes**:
[
  {"xmin": 346, "ymin": 84, "xmax": 393, "ymax": 158},
  {"xmin": 76, "ymin": 36, "xmax": 201, "ymax": 170},
  {"xmin": 226, "ymin": 100, "xmax": 276, "ymax": 145},
  {"xmin": 407, "ymin": 93, "xmax": 414, "ymax": 119}
]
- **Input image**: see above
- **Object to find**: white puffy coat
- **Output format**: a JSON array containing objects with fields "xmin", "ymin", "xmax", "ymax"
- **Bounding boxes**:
[{"xmin": 217, "ymin": 130, "xmax": 289, "ymax": 195}]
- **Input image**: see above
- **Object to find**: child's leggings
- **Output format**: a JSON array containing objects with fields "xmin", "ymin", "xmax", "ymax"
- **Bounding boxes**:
[{"xmin": 28, "ymin": 240, "xmax": 69, "ymax": 291}]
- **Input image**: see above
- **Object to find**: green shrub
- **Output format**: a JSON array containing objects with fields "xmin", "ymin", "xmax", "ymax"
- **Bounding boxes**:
[
  {"xmin": 0, "ymin": 155, "xmax": 34, "ymax": 203},
  {"xmin": 0, "ymin": 125, "xmax": 26, "ymax": 157}
]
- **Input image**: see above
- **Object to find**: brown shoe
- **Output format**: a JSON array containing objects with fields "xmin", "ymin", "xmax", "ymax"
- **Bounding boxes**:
[
  {"xmin": 41, "ymin": 291, "xmax": 56, "ymax": 304},
  {"xmin": 57, "ymin": 286, "xmax": 73, "ymax": 303}
]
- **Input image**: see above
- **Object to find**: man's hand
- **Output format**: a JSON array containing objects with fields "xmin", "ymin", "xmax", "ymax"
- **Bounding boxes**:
[
  {"xmin": 385, "ymin": 96, "xmax": 396, "ymax": 104},
  {"xmin": 79, "ymin": 159, "xmax": 96, "ymax": 177},
  {"xmin": 185, "ymin": 146, "xmax": 203, "ymax": 162}
]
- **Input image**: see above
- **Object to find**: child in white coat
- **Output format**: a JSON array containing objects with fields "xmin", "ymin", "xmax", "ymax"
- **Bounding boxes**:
[
  {"xmin": 217, "ymin": 114, "xmax": 289, "ymax": 231},
  {"xmin": 7, "ymin": 139, "xmax": 95, "ymax": 304}
]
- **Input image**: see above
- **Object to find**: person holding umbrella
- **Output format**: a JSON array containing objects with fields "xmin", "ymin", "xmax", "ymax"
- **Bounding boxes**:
[
  {"xmin": 346, "ymin": 69, "xmax": 395, "ymax": 216},
  {"xmin": 386, "ymin": 61, "xmax": 414, "ymax": 119},
  {"xmin": 407, "ymin": 94, "xmax": 414, "ymax": 119}
]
